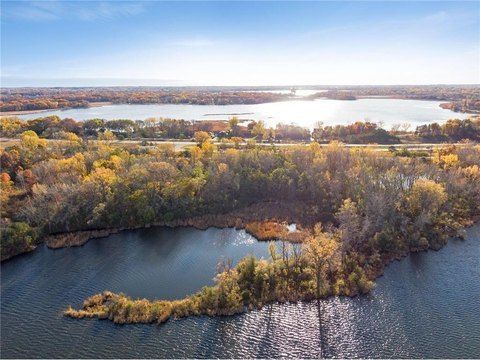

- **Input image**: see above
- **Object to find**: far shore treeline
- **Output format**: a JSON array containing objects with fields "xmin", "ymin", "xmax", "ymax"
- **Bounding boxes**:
[
  {"xmin": 1, "ymin": 115, "xmax": 480, "ymax": 144},
  {"xmin": 1, "ymin": 85, "xmax": 479, "ymax": 113}
]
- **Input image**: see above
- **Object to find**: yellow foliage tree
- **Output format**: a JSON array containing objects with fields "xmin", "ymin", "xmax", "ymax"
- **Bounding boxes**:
[
  {"xmin": 20, "ymin": 130, "xmax": 47, "ymax": 150},
  {"xmin": 194, "ymin": 131, "xmax": 211, "ymax": 145},
  {"xmin": 433, "ymin": 152, "xmax": 459, "ymax": 169},
  {"xmin": 0, "ymin": 117, "xmax": 24, "ymax": 137},
  {"xmin": 406, "ymin": 179, "xmax": 447, "ymax": 217},
  {"xmin": 304, "ymin": 225, "xmax": 339, "ymax": 298}
]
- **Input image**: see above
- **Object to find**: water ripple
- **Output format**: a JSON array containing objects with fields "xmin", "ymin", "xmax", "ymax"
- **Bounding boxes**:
[{"xmin": 2, "ymin": 225, "xmax": 479, "ymax": 358}]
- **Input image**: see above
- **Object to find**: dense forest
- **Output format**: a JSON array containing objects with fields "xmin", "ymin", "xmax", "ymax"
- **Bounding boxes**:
[
  {"xmin": 1, "ymin": 126, "xmax": 480, "ymax": 270},
  {"xmin": 1, "ymin": 85, "xmax": 479, "ymax": 113},
  {"xmin": 1, "ymin": 115, "xmax": 480, "ymax": 144}
]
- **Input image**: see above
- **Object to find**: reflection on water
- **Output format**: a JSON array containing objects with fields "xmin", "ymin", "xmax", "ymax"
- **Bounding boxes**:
[
  {"xmin": 1, "ymin": 224, "xmax": 479, "ymax": 358},
  {"xmin": 18, "ymin": 98, "xmax": 471, "ymax": 129}
]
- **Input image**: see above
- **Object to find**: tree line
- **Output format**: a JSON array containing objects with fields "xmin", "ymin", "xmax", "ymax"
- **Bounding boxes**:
[
  {"xmin": 0, "ymin": 89, "xmax": 289, "ymax": 112},
  {"xmin": 2, "ymin": 86, "xmax": 478, "ymax": 113},
  {"xmin": 2, "ymin": 115, "xmax": 479, "ymax": 144},
  {"xmin": 307, "ymin": 85, "xmax": 480, "ymax": 110},
  {"xmin": 0, "ymin": 115, "xmax": 308, "ymax": 142}
]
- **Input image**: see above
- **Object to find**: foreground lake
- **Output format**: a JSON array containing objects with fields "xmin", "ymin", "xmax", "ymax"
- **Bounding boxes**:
[
  {"xmin": 17, "ymin": 98, "xmax": 472, "ymax": 129},
  {"xmin": 1, "ymin": 224, "xmax": 479, "ymax": 358}
]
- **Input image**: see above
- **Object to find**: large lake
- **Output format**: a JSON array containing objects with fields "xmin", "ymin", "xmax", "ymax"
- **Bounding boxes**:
[
  {"xmin": 1, "ymin": 224, "xmax": 479, "ymax": 358},
  {"xmin": 18, "ymin": 98, "xmax": 471, "ymax": 129}
]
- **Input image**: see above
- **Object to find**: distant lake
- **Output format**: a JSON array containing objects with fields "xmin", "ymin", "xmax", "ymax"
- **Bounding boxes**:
[
  {"xmin": 2, "ymin": 224, "xmax": 479, "ymax": 358},
  {"xmin": 18, "ymin": 98, "xmax": 471, "ymax": 129}
]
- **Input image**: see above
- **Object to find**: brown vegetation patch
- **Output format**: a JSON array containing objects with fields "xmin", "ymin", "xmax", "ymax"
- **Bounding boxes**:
[
  {"xmin": 45, "ymin": 229, "xmax": 119, "ymax": 249},
  {"xmin": 245, "ymin": 221, "xmax": 288, "ymax": 241},
  {"xmin": 245, "ymin": 221, "xmax": 310, "ymax": 242}
]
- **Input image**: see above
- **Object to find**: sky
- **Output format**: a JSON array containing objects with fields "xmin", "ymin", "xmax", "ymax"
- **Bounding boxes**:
[{"xmin": 1, "ymin": 1, "xmax": 479, "ymax": 87}]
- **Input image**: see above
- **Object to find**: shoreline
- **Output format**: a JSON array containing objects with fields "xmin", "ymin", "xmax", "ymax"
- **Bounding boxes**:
[
  {"xmin": 0, "ymin": 102, "xmax": 113, "ymax": 117},
  {"xmin": 44, "ymin": 202, "xmax": 313, "ymax": 249},
  {"xmin": 63, "ymin": 219, "xmax": 477, "ymax": 325},
  {"xmin": 2, "ymin": 192, "xmax": 477, "ymax": 324},
  {"xmin": 1, "ymin": 201, "xmax": 314, "ymax": 262},
  {"xmin": 3, "ymin": 202, "xmax": 476, "ymax": 263},
  {"xmin": 44, "ymin": 220, "xmax": 309, "ymax": 250},
  {"xmin": 1, "ymin": 98, "xmax": 475, "ymax": 118}
]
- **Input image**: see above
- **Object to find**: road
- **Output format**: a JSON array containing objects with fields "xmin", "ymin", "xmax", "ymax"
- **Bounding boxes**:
[{"xmin": 0, "ymin": 137, "xmax": 471, "ymax": 152}]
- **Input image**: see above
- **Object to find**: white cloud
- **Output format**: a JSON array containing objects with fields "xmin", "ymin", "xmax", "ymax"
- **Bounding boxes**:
[
  {"xmin": 75, "ymin": 2, "xmax": 146, "ymax": 21},
  {"xmin": 3, "ymin": 1, "xmax": 147, "ymax": 22},
  {"xmin": 3, "ymin": 1, "xmax": 61, "ymax": 21}
]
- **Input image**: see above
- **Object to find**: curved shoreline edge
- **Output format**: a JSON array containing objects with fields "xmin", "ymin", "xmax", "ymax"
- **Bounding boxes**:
[
  {"xmin": 63, "ymin": 218, "xmax": 477, "ymax": 326},
  {"xmin": 43, "ymin": 201, "xmax": 313, "ymax": 249},
  {"xmin": 1, "ymin": 201, "xmax": 311, "ymax": 262}
]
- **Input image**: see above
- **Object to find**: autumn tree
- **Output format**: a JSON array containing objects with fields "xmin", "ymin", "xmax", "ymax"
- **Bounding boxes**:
[
  {"xmin": 228, "ymin": 116, "xmax": 240, "ymax": 137},
  {"xmin": 0, "ymin": 173, "xmax": 14, "ymax": 213},
  {"xmin": 336, "ymin": 198, "xmax": 363, "ymax": 255},
  {"xmin": 0, "ymin": 117, "xmax": 25, "ymax": 137},
  {"xmin": 194, "ymin": 131, "xmax": 211, "ymax": 145},
  {"xmin": 251, "ymin": 120, "xmax": 267, "ymax": 141},
  {"xmin": 406, "ymin": 179, "xmax": 447, "ymax": 218},
  {"xmin": 304, "ymin": 225, "xmax": 339, "ymax": 298}
]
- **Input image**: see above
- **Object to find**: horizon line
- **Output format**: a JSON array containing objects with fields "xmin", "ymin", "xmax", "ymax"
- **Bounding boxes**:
[{"xmin": 2, "ymin": 83, "xmax": 480, "ymax": 89}]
